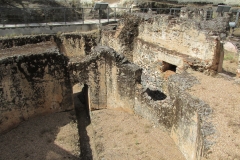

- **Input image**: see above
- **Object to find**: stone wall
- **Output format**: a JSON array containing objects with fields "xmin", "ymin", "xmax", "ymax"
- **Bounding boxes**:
[
  {"xmin": 0, "ymin": 19, "xmax": 218, "ymax": 160},
  {"xmin": 69, "ymin": 46, "xmax": 142, "ymax": 113},
  {"xmin": 57, "ymin": 30, "xmax": 100, "ymax": 57},
  {"xmin": 101, "ymin": 13, "xmax": 227, "ymax": 90},
  {"xmin": 0, "ymin": 31, "xmax": 100, "ymax": 57},
  {"xmin": 120, "ymin": 0, "xmax": 240, "ymax": 5},
  {"xmin": 135, "ymin": 14, "xmax": 226, "ymax": 73},
  {"xmin": 0, "ymin": 31, "xmax": 99, "ymax": 134},
  {"xmin": 101, "ymin": 14, "xmax": 220, "ymax": 159},
  {"xmin": 0, "ymin": 52, "xmax": 73, "ymax": 134},
  {"xmin": 168, "ymin": 73, "xmax": 213, "ymax": 160},
  {"xmin": 134, "ymin": 73, "xmax": 213, "ymax": 160},
  {"xmin": 101, "ymin": 16, "xmax": 141, "ymax": 61}
]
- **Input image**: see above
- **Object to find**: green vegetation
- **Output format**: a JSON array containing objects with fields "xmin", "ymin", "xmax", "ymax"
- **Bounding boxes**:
[{"xmin": 224, "ymin": 50, "xmax": 238, "ymax": 63}]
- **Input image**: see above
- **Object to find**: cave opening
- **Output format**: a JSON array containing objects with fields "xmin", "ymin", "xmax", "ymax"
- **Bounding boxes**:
[{"xmin": 162, "ymin": 61, "xmax": 177, "ymax": 72}]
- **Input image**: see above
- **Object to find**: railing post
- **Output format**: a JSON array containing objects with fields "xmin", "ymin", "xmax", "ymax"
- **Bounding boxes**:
[
  {"xmin": 99, "ymin": 9, "xmax": 101, "ymax": 24},
  {"xmin": 64, "ymin": 8, "xmax": 66, "ymax": 25},
  {"xmin": 114, "ymin": 7, "xmax": 116, "ymax": 21},
  {"xmin": 82, "ymin": 8, "xmax": 84, "ymax": 24},
  {"xmin": 44, "ymin": 8, "xmax": 47, "ymax": 26},
  {"xmin": 107, "ymin": 7, "xmax": 109, "ymax": 23},
  {"xmin": 24, "ymin": 8, "xmax": 26, "ymax": 27}
]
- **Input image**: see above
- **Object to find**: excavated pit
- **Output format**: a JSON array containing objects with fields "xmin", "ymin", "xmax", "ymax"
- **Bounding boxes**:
[
  {"xmin": 0, "ymin": 35, "xmax": 207, "ymax": 160},
  {"xmin": 0, "ymin": 10, "xmax": 237, "ymax": 160},
  {"xmin": 0, "ymin": 35, "xmax": 186, "ymax": 160}
]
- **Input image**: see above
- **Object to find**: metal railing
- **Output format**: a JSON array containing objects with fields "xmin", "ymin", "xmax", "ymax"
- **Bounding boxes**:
[
  {"xmin": 1, "ymin": 6, "xmax": 232, "ymax": 28},
  {"xmin": 0, "ymin": 7, "xmax": 131, "ymax": 27}
]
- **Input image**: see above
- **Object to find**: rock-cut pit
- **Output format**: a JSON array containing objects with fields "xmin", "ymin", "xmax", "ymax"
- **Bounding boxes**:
[{"xmin": 0, "ymin": 10, "xmax": 238, "ymax": 160}]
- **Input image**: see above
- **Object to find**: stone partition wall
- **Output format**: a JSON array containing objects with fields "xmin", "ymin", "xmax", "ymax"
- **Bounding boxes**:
[
  {"xmin": 0, "ymin": 17, "xmax": 221, "ymax": 159},
  {"xmin": 101, "ymin": 14, "xmax": 220, "ymax": 159},
  {"xmin": 0, "ymin": 52, "xmax": 73, "ymax": 134},
  {"xmin": 168, "ymin": 73, "xmax": 212, "ymax": 160},
  {"xmin": 101, "ymin": 13, "xmax": 227, "ymax": 90},
  {"xmin": 135, "ymin": 14, "xmax": 226, "ymax": 73},
  {"xmin": 0, "ymin": 32, "xmax": 100, "ymax": 57},
  {"xmin": 101, "ymin": 16, "xmax": 142, "ymax": 61},
  {"xmin": 0, "ymin": 35, "xmax": 54, "ymax": 49},
  {"xmin": 69, "ymin": 46, "xmax": 142, "ymax": 112},
  {"xmin": 57, "ymin": 30, "xmax": 100, "ymax": 57},
  {"xmin": 134, "ymin": 73, "xmax": 213, "ymax": 160}
]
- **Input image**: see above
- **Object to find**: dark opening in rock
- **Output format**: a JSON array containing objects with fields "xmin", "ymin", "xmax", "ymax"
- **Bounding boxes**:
[
  {"xmin": 145, "ymin": 88, "xmax": 167, "ymax": 101},
  {"xmin": 162, "ymin": 61, "xmax": 177, "ymax": 72}
]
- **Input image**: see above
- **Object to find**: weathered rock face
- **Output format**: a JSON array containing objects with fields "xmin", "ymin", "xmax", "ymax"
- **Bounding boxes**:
[
  {"xmin": 101, "ymin": 15, "xmax": 141, "ymax": 61},
  {"xmin": 0, "ymin": 51, "xmax": 73, "ymax": 134},
  {"xmin": 101, "ymin": 13, "xmax": 222, "ymax": 160},
  {"xmin": 0, "ymin": 14, "xmax": 220, "ymax": 160},
  {"xmin": 134, "ymin": 72, "xmax": 213, "ymax": 160},
  {"xmin": 69, "ymin": 46, "xmax": 142, "ymax": 113},
  {"xmin": 101, "ymin": 12, "xmax": 227, "ymax": 92},
  {"xmin": 168, "ymin": 73, "xmax": 213, "ymax": 160},
  {"xmin": 136, "ymin": 14, "xmax": 225, "ymax": 71},
  {"xmin": 102, "ymin": 13, "xmax": 227, "ymax": 72},
  {"xmin": 0, "ymin": 35, "xmax": 54, "ymax": 49},
  {"xmin": 0, "ymin": 31, "xmax": 100, "ymax": 57},
  {"xmin": 57, "ymin": 30, "xmax": 100, "ymax": 57},
  {"xmin": 0, "ymin": 31, "xmax": 100, "ymax": 134}
]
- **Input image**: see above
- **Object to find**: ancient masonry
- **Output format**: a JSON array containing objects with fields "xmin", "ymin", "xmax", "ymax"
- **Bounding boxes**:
[{"xmin": 0, "ymin": 7, "xmax": 232, "ymax": 160}]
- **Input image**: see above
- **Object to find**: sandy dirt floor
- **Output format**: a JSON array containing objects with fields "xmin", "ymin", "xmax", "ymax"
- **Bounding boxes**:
[
  {"xmin": 91, "ymin": 109, "xmax": 185, "ymax": 160},
  {"xmin": 0, "ymin": 111, "xmax": 80, "ymax": 160},
  {"xmin": 189, "ymin": 71, "xmax": 240, "ymax": 160}
]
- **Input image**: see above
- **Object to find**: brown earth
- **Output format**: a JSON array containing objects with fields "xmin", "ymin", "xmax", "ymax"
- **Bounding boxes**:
[
  {"xmin": 0, "ymin": 41, "xmax": 58, "ymax": 59},
  {"xmin": 0, "ymin": 111, "xmax": 80, "ymax": 160},
  {"xmin": 91, "ymin": 109, "xmax": 185, "ymax": 160}
]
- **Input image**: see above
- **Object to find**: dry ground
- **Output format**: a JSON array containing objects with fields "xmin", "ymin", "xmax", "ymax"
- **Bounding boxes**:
[
  {"xmin": 222, "ymin": 49, "xmax": 238, "ymax": 76},
  {"xmin": 189, "ymin": 71, "xmax": 240, "ymax": 160},
  {"xmin": 91, "ymin": 109, "xmax": 185, "ymax": 160},
  {"xmin": 0, "ymin": 111, "xmax": 80, "ymax": 160}
]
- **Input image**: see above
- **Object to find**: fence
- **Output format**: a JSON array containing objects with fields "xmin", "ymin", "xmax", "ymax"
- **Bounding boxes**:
[
  {"xmin": 0, "ymin": 6, "xmax": 182, "ymax": 26},
  {"xmin": 1, "ymin": 6, "xmax": 238, "ymax": 28},
  {"xmin": 0, "ymin": 7, "xmax": 131, "ymax": 27}
]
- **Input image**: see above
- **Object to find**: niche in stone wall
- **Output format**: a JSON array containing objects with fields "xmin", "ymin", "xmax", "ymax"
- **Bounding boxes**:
[{"xmin": 162, "ymin": 61, "xmax": 177, "ymax": 72}]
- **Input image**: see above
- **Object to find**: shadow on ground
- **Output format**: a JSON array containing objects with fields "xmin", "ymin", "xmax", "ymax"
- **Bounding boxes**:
[
  {"xmin": 222, "ymin": 69, "xmax": 236, "ymax": 77},
  {"xmin": 74, "ymin": 84, "xmax": 93, "ymax": 160},
  {"xmin": 145, "ymin": 88, "xmax": 167, "ymax": 101},
  {"xmin": 0, "ymin": 111, "xmax": 79, "ymax": 160}
]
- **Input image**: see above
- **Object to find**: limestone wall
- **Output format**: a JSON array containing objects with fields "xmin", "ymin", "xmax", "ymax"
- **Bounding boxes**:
[
  {"xmin": 0, "ymin": 31, "xmax": 100, "ymax": 57},
  {"xmin": 69, "ymin": 46, "xmax": 142, "ymax": 113},
  {"xmin": 57, "ymin": 30, "xmax": 100, "ymax": 57},
  {"xmin": 102, "ymin": 14, "xmax": 227, "ymax": 71},
  {"xmin": 101, "ymin": 13, "xmax": 226, "ymax": 91},
  {"xmin": 101, "ymin": 16, "xmax": 141, "ymax": 61},
  {"xmin": 119, "ymin": 0, "xmax": 240, "ymax": 5},
  {"xmin": 134, "ymin": 73, "xmax": 213, "ymax": 160},
  {"xmin": 0, "ymin": 52, "xmax": 73, "ymax": 134},
  {"xmin": 0, "ymin": 22, "xmax": 217, "ymax": 160},
  {"xmin": 176, "ymin": 0, "xmax": 240, "ymax": 5},
  {"xmin": 101, "ymin": 14, "xmax": 220, "ymax": 160},
  {"xmin": 168, "ymin": 73, "xmax": 213, "ymax": 160}
]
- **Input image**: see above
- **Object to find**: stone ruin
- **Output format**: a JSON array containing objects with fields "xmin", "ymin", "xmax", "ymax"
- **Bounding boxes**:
[{"xmin": 0, "ymin": 6, "xmax": 236, "ymax": 160}]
